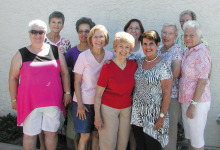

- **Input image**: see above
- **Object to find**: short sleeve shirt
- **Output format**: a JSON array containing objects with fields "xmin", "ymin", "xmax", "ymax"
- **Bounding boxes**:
[
  {"xmin": 157, "ymin": 44, "xmax": 184, "ymax": 98},
  {"xmin": 178, "ymin": 43, "xmax": 211, "ymax": 104},
  {"xmin": 73, "ymin": 49, "xmax": 113, "ymax": 104},
  {"xmin": 131, "ymin": 58, "xmax": 172, "ymax": 147},
  {"xmin": 45, "ymin": 36, "xmax": 71, "ymax": 55},
  {"xmin": 97, "ymin": 59, "xmax": 137, "ymax": 109}
]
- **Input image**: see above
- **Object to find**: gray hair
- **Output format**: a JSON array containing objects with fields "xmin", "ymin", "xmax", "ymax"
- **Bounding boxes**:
[
  {"xmin": 183, "ymin": 20, "xmax": 202, "ymax": 37},
  {"xmin": 28, "ymin": 19, "xmax": 47, "ymax": 33},
  {"xmin": 179, "ymin": 10, "xmax": 197, "ymax": 21},
  {"xmin": 162, "ymin": 23, "xmax": 178, "ymax": 35}
]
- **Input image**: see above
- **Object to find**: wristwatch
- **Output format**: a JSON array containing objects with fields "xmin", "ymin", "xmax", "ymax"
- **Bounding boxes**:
[
  {"xmin": 190, "ymin": 99, "xmax": 198, "ymax": 106},
  {"xmin": 64, "ymin": 92, "xmax": 71, "ymax": 95},
  {"xmin": 160, "ymin": 113, "xmax": 165, "ymax": 118}
]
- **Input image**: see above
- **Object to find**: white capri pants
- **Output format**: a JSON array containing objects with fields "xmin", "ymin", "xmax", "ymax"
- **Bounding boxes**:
[{"xmin": 181, "ymin": 101, "xmax": 210, "ymax": 148}]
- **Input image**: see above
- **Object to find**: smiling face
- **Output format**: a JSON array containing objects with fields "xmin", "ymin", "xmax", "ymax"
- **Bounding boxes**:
[
  {"xmin": 49, "ymin": 17, "xmax": 63, "ymax": 33},
  {"xmin": 91, "ymin": 30, "xmax": 106, "ymax": 49},
  {"xmin": 115, "ymin": 42, "xmax": 131, "ymax": 59},
  {"xmin": 161, "ymin": 26, "xmax": 177, "ymax": 48},
  {"xmin": 29, "ymin": 25, "xmax": 46, "ymax": 45},
  {"xmin": 142, "ymin": 38, "xmax": 159, "ymax": 59},
  {"xmin": 126, "ymin": 21, "xmax": 141, "ymax": 41},
  {"xmin": 180, "ymin": 14, "xmax": 193, "ymax": 30},
  {"xmin": 78, "ymin": 23, "xmax": 90, "ymax": 43},
  {"xmin": 184, "ymin": 27, "xmax": 201, "ymax": 49}
]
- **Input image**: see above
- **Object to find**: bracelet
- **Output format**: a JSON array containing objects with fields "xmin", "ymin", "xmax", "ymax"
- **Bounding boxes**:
[
  {"xmin": 64, "ymin": 92, "xmax": 71, "ymax": 95},
  {"xmin": 11, "ymin": 99, "xmax": 17, "ymax": 102},
  {"xmin": 190, "ymin": 99, "xmax": 198, "ymax": 106}
]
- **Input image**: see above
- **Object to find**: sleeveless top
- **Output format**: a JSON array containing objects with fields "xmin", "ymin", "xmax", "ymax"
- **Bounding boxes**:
[{"xmin": 17, "ymin": 45, "xmax": 64, "ymax": 125}]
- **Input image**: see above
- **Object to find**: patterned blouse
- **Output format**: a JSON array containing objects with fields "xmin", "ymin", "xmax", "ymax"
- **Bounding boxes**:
[
  {"xmin": 45, "ymin": 36, "xmax": 71, "ymax": 55},
  {"xmin": 127, "ymin": 42, "xmax": 145, "ymax": 60},
  {"xmin": 157, "ymin": 44, "xmax": 184, "ymax": 98},
  {"xmin": 176, "ymin": 33, "xmax": 208, "ymax": 50},
  {"xmin": 179, "ymin": 43, "xmax": 211, "ymax": 104},
  {"xmin": 131, "ymin": 58, "xmax": 172, "ymax": 147}
]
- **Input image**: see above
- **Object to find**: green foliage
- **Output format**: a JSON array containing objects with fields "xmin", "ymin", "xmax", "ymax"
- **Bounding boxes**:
[{"xmin": 0, "ymin": 113, "xmax": 23, "ymax": 143}]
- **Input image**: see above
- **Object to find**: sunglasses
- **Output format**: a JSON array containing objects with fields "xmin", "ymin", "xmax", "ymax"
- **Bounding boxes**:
[{"xmin": 29, "ymin": 30, "xmax": 46, "ymax": 35}]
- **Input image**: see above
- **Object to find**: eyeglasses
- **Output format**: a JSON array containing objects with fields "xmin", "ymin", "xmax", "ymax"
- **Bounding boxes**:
[
  {"xmin": 180, "ymin": 20, "xmax": 190, "ymax": 24},
  {"xmin": 127, "ymin": 27, "xmax": 140, "ymax": 32},
  {"xmin": 78, "ymin": 30, "xmax": 90, "ymax": 34},
  {"xmin": 29, "ymin": 30, "xmax": 46, "ymax": 35}
]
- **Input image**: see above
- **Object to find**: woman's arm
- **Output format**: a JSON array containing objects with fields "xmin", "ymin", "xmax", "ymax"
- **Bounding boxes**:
[
  {"xmin": 186, "ymin": 79, "xmax": 208, "ymax": 119},
  {"xmin": 171, "ymin": 60, "xmax": 181, "ymax": 79},
  {"xmin": 154, "ymin": 78, "xmax": 173, "ymax": 130},
  {"xmin": 9, "ymin": 51, "xmax": 22, "ymax": 110},
  {"xmin": 58, "ymin": 49, "xmax": 71, "ymax": 107},
  {"xmin": 74, "ymin": 73, "xmax": 89, "ymax": 120},
  {"xmin": 94, "ymin": 86, "xmax": 105, "ymax": 130}
]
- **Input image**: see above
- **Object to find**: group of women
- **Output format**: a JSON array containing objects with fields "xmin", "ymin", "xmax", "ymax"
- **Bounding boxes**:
[{"xmin": 9, "ymin": 9, "xmax": 211, "ymax": 150}]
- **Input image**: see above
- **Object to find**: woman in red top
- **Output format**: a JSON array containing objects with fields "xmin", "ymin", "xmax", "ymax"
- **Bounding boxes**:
[{"xmin": 94, "ymin": 32, "xmax": 137, "ymax": 150}]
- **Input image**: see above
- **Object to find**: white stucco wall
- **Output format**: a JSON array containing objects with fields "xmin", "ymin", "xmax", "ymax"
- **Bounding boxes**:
[{"xmin": 0, "ymin": 0, "xmax": 219, "ymax": 147}]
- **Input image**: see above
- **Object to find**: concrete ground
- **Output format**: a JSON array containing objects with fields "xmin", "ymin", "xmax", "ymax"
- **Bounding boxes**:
[{"xmin": 0, "ymin": 142, "xmax": 220, "ymax": 150}]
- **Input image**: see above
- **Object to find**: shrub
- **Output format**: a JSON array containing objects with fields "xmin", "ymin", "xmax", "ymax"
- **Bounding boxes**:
[{"xmin": 0, "ymin": 113, "xmax": 23, "ymax": 143}]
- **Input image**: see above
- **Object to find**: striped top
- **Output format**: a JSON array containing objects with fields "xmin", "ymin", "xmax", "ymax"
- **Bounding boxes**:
[{"xmin": 131, "ymin": 58, "xmax": 172, "ymax": 147}]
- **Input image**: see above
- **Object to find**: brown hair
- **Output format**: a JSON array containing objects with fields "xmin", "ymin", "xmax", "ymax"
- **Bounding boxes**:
[
  {"xmin": 140, "ymin": 30, "xmax": 160, "ymax": 45},
  {"xmin": 124, "ymin": 19, "xmax": 145, "ymax": 41}
]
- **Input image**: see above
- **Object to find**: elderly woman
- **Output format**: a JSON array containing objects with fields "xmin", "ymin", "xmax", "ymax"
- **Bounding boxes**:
[
  {"xmin": 94, "ymin": 32, "xmax": 137, "ymax": 150},
  {"xmin": 176, "ymin": 10, "xmax": 208, "ymax": 49},
  {"xmin": 179, "ymin": 21, "xmax": 211, "ymax": 150},
  {"xmin": 124, "ymin": 19, "xmax": 145, "ymax": 60},
  {"xmin": 65, "ymin": 17, "xmax": 95, "ymax": 150},
  {"xmin": 8, "ymin": 19, "xmax": 71, "ymax": 150},
  {"xmin": 157, "ymin": 23, "xmax": 184, "ymax": 150},
  {"xmin": 45, "ymin": 11, "xmax": 71, "ymax": 55},
  {"xmin": 73, "ymin": 25, "xmax": 113, "ymax": 150},
  {"xmin": 131, "ymin": 30, "xmax": 173, "ymax": 150}
]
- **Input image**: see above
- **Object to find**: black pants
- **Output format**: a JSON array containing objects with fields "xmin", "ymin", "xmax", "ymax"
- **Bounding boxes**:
[{"xmin": 132, "ymin": 125, "xmax": 162, "ymax": 150}]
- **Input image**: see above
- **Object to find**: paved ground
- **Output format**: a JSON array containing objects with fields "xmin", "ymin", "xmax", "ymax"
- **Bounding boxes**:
[
  {"xmin": 1, "ymin": 142, "xmax": 220, "ymax": 150},
  {"xmin": 0, "ymin": 142, "xmax": 41, "ymax": 150}
]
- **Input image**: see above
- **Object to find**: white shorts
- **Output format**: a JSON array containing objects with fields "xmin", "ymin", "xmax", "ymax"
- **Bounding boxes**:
[
  {"xmin": 181, "ymin": 101, "xmax": 210, "ymax": 148},
  {"xmin": 22, "ymin": 106, "xmax": 61, "ymax": 136}
]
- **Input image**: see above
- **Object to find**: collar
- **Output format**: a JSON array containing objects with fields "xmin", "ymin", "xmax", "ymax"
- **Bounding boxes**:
[{"xmin": 187, "ymin": 43, "xmax": 205, "ymax": 52}]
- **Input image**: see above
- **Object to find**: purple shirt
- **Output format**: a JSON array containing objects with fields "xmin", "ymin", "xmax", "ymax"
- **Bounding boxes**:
[
  {"xmin": 65, "ymin": 46, "xmax": 82, "ymax": 68},
  {"xmin": 65, "ymin": 46, "xmax": 84, "ymax": 93}
]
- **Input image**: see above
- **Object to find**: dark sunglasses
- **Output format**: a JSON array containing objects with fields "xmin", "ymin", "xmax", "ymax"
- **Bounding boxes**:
[{"xmin": 29, "ymin": 30, "xmax": 46, "ymax": 35}]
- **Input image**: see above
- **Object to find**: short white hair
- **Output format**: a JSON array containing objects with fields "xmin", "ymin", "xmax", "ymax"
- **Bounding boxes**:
[
  {"xmin": 161, "ymin": 23, "xmax": 178, "ymax": 35},
  {"xmin": 183, "ymin": 20, "xmax": 202, "ymax": 37},
  {"xmin": 28, "ymin": 19, "xmax": 47, "ymax": 32}
]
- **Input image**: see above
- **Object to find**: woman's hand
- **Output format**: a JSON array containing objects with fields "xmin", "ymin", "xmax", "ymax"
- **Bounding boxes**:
[
  {"xmin": 153, "ymin": 117, "xmax": 165, "ymax": 130},
  {"xmin": 94, "ymin": 116, "xmax": 103, "ymax": 130},
  {"xmin": 63, "ymin": 94, "xmax": 71, "ymax": 107},
  {"xmin": 103, "ymin": 60, "xmax": 111, "ymax": 65},
  {"xmin": 76, "ymin": 103, "xmax": 89, "ymax": 120},
  {"xmin": 11, "ymin": 101, "xmax": 17, "ymax": 110},
  {"xmin": 186, "ymin": 104, "xmax": 196, "ymax": 119}
]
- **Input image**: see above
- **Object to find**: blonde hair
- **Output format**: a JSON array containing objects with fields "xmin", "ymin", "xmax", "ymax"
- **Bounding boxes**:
[
  {"xmin": 113, "ymin": 31, "xmax": 135, "ymax": 50},
  {"xmin": 87, "ymin": 25, "xmax": 109, "ymax": 46}
]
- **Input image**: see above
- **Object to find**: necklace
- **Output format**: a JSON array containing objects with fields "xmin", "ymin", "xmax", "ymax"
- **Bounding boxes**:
[{"xmin": 145, "ymin": 55, "xmax": 159, "ymax": 62}]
